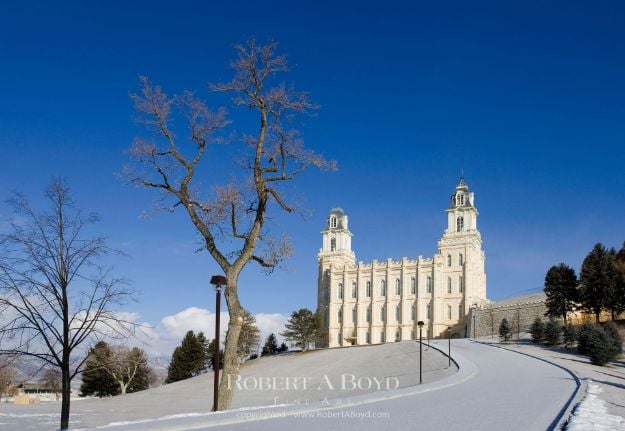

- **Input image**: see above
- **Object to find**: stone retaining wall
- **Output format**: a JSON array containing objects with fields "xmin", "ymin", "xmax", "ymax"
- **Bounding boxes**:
[{"xmin": 467, "ymin": 298, "xmax": 550, "ymax": 339}]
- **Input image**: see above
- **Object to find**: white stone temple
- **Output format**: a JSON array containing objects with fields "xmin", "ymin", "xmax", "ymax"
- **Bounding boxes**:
[{"xmin": 316, "ymin": 177, "xmax": 488, "ymax": 347}]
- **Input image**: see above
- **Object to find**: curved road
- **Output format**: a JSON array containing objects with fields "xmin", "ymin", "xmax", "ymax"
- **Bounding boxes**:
[{"xmin": 126, "ymin": 339, "xmax": 578, "ymax": 431}]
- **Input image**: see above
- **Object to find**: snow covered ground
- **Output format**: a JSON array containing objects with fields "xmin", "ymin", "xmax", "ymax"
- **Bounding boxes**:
[
  {"xmin": 0, "ymin": 341, "xmax": 454, "ymax": 430},
  {"xmin": 102, "ymin": 339, "xmax": 575, "ymax": 431}
]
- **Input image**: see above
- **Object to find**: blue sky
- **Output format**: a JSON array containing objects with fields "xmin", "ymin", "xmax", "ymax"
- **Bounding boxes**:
[{"xmin": 1, "ymin": 1, "xmax": 624, "ymax": 337}]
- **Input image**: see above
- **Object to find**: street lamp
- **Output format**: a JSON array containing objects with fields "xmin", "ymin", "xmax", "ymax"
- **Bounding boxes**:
[
  {"xmin": 210, "ymin": 275, "xmax": 226, "ymax": 412},
  {"xmin": 472, "ymin": 314, "xmax": 476, "ymax": 339},
  {"xmin": 417, "ymin": 321, "xmax": 424, "ymax": 384}
]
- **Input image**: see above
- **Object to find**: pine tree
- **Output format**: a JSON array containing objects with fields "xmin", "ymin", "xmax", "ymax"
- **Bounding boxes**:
[
  {"xmin": 576, "ymin": 323, "xmax": 596, "ymax": 354},
  {"xmin": 603, "ymin": 321, "xmax": 623, "ymax": 355},
  {"xmin": 499, "ymin": 319, "xmax": 512, "ymax": 343},
  {"xmin": 207, "ymin": 339, "xmax": 224, "ymax": 370},
  {"xmin": 235, "ymin": 310, "xmax": 261, "ymax": 362},
  {"xmin": 544, "ymin": 264, "xmax": 578, "ymax": 325},
  {"xmin": 580, "ymin": 243, "xmax": 618, "ymax": 323},
  {"xmin": 281, "ymin": 308, "xmax": 318, "ymax": 351},
  {"xmin": 563, "ymin": 324, "xmax": 577, "ymax": 348},
  {"xmin": 165, "ymin": 331, "xmax": 208, "ymax": 383},
  {"xmin": 612, "ymin": 242, "xmax": 625, "ymax": 318},
  {"xmin": 529, "ymin": 317, "xmax": 545, "ymax": 343},
  {"xmin": 277, "ymin": 342, "xmax": 289, "ymax": 353},
  {"xmin": 544, "ymin": 318, "xmax": 562, "ymax": 346},
  {"xmin": 261, "ymin": 333, "xmax": 279, "ymax": 356},
  {"xmin": 587, "ymin": 325, "xmax": 621, "ymax": 366},
  {"xmin": 80, "ymin": 342, "xmax": 120, "ymax": 397}
]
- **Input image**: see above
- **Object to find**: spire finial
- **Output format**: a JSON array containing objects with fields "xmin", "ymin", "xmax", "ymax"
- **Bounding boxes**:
[{"xmin": 458, "ymin": 170, "xmax": 466, "ymax": 188}]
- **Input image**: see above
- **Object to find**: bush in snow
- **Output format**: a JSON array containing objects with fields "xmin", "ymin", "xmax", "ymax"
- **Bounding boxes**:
[
  {"xmin": 529, "ymin": 317, "xmax": 545, "ymax": 343},
  {"xmin": 499, "ymin": 318, "xmax": 512, "ymax": 343},
  {"xmin": 544, "ymin": 318, "xmax": 562, "ymax": 346}
]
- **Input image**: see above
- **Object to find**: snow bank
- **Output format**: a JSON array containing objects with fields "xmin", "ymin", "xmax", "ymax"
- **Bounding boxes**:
[{"xmin": 566, "ymin": 381, "xmax": 625, "ymax": 431}]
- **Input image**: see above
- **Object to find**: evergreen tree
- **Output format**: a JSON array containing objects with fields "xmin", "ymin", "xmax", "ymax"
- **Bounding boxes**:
[
  {"xmin": 587, "ymin": 326, "xmax": 620, "ymax": 366},
  {"xmin": 207, "ymin": 338, "xmax": 224, "ymax": 370},
  {"xmin": 196, "ymin": 332, "xmax": 211, "ymax": 372},
  {"xmin": 165, "ymin": 331, "xmax": 208, "ymax": 383},
  {"xmin": 261, "ymin": 333, "xmax": 279, "ymax": 356},
  {"xmin": 563, "ymin": 324, "xmax": 577, "ymax": 348},
  {"xmin": 579, "ymin": 243, "xmax": 617, "ymax": 323},
  {"xmin": 612, "ymin": 242, "xmax": 625, "ymax": 318},
  {"xmin": 529, "ymin": 317, "xmax": 545, "ymax": 343},
  {"xmin": 544, "ymin": 264, "xmax": 578, "ymax": 325},
  {"xmin": 277, "ymin": 342, "xmax": 289, "ymax": 353},
  {"xmin": 576, "ymin": 323, "xmax": 596, "ymax": 354},
  {"xmin": 80, "ymin": 341, "xmax": 120, "ymax": 397},
  {"xmin": 281, "ymin": 308, "xmax": 318, "ymax": 351},
  {"xmin": 235, "ymin": 310, "xmax": 261, "ymax": 362},
  {"xmin": 603, "ymin": 321, "xmax": 623, "ymax": 355},
  {"xmin": 544, "ymin": 318, "xmax": 562, "ymax": 346},
  {"xmin": 499, "ymin": 318, "xmax": 512, "ymax": 343}
]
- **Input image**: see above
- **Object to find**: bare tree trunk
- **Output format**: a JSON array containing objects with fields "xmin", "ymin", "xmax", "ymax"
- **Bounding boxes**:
[
  {"xmin": 217, "ymin": 276, "xmax": 243, "ymax": 410},
  {"xmin": 60, "ymin": 358, "xmax": 70, "ymax": 430},
  {"xmin": 596, "ymin": 312, "xmax": 601, "ymax": 324}
]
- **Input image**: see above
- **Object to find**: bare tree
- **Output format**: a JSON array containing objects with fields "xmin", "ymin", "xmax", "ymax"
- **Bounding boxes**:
[
  {"xmin": 41, "ymin": 367, "xmax": 62, "ymax": 400},
  {"xmin": 127, "ymin": 39, "xmax": 335, "ymax": 409},
  {"xmin": 98, "ymin": 345, "xmax": 149, "ymax": 395},
  {"xmin": 0, "ymin": 179, "xmax": 136, "ymax": 429},
  {"xmin": 0, "ymin": 358, "xmax": 18, "ymax": 402}
]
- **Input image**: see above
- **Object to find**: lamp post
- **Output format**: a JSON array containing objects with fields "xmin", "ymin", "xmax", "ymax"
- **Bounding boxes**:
[
  {"xmin": 417, "ymin": 321, "xmax": 424, "ymax": 384},
  {"xmin": 448, "ymin": 326, "xmax": 452, "ymax": 368},
  {"xmin": 472, "ymin": 314, "xmax": 476, "ymax": 339},
  {"xmin": 210, "ymin": 275, "xmax": 226, "ymax": 412}
]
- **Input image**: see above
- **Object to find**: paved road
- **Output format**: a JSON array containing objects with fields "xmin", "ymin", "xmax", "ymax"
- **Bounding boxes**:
[{"xmin": 134, "ymin": 340, "xmax": 578, "ymax": 431}]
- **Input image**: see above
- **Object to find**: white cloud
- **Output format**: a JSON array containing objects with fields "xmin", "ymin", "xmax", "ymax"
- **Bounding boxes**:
[{"xmin": 134, "ymin": 307, "xmax": 289, "ymax": 359}]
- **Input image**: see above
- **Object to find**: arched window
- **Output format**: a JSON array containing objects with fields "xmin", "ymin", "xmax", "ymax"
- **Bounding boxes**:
[
  {"xmin": 337, "ymin": 309, "xmax": 342, "ymax": 324},
  {"xmin": 447, "ymin": 305, "xmax": 452, "ymax": 320},
  {"xmin": 426, "ymin": 276, "xmax": 432, "ymax": 293},
  {"xmin": 395, "ymin": 278, "xmax": 401, "ymax": 296},
  {"xmin": 427, "ymin": 304, "xmax": 431, "ymax": 319},
  {"xmin": 460, "ymin": 194, "xmax": 464, "ymax": 205},
  {"xmin": 459, "ymin": 276, "xmax": 463, "ymax": 293},
  {"xmin": 338, "ymin": 283, "xmax": 343, "ymax": 299},
  {"xmin": 447, "ymin": 277, "xmax": 452, "ymax": 294},
  {"xmin": 411, "ymin": 305, "xmax": 416, "ymax": 321},
  {"xmin": 395, "ymin": 305, "xmax": 400, "ymax": 322},
  {"xmin": 380, "ymin": 280, "xmax": 386, "ymax": 296},
  {"xmin": 380, "ymin": 306, "xmax": 386, "ymax": 322},
  {"xmin": 352, "ymin": 307, "xmax": 357, "ymax": 323},
  {"xmin": 351, "ymin": 282, "xmax": 357, "ymax": 298},
  {"xmin": 395, "ymin": 330, "xmax": 400, "ymax": 342},
  {"xmin": 330, "ymin": 237, "xmax": 336, "ymax": 251},
  {"xmin": 447, "ymin": 254, "xmax": 452, "ymax": 267},
  {"xmin": 366, "ymin": 332, "xmax": 371, "ymax": 344},
  {"xmin": 456, "ymin": 216, "xmax": 464, "ymax": 232},
  {"xmin": 366, "ymin": 306, "xmax": 371, "ymax": 323},
  {"xmin": 411, "ymin": 277, "xmax": 416, "ymax": 295},
  {"xmin": 459, "ymin": 253, "xmax": 464, "ymax": 266},
  {"xmin": 330, "ymin": 216, "xmax": 337, "ymax": 228},
  {"xmin": 366, "ymin": 280, "xmax": 371, "ymax": 297},
  {"xmin": 380, "ymin": 331, "xmax": 385, "ymax": 343}
]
